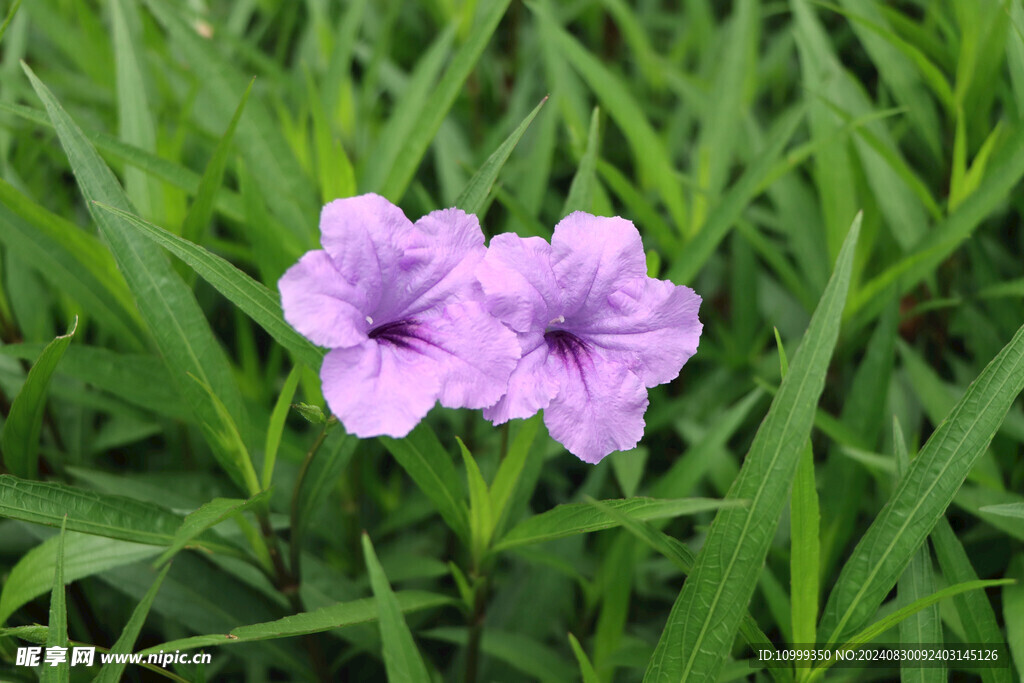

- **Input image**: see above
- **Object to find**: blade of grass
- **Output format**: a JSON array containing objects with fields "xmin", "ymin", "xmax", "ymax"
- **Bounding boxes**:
[
  {"xmin": 93, "ymin": 564, "xmax": 171, "ymax": 683},
  {"xmin": 23, "ymin": 62, "xmax": 252, "ymax": 462},
  {"xmin": 820, "ymin": 319, "xmax": 1024, "ymax": 643},
  {"xmin": 644, "ymin": 215, "xmax": 860, "ymax": 683},
  {"xmin": 536, "ymin": 1, "xmax": 687, "ymax": 235},
  {"xmin": 364, "ymin": 533, "xmax": 432, "ymax": 682},
  {"xmin": 667, "ymin": 106, "xmax": 805, "ymax": 284},
  {"xmin": 455, "ymin": 96, "xmax": 547, "ymax": 216},
  {"xmin": 42, "ymin": 518, "xmax": 68, "ymax": 683},
  {"xmin": 154, "ymin": 492, "xmax": 270, "ymax": 567},
  {"xmin": 377, "ymin": 0, "xmax": 512, "ymax": 201},
  {"xmin": 181, "ymin": 78, "xmax": 253, "ymax": 246},
  {"xmin": 893, "ymin": 422, "xmax": 944, "ymax": 683},
  {"xmin": 561, "ymin": 106, "xmax": 601, "ymax": 216},
  {"xmin": 930, "ymin": 517, "xmax": 1012, "ymax": 683},
  {"xmin": 262, "ymin": 365, "xmax": 301, "ymax": 489},
  {"xmin": 493, "ymin": 497, "xmax": 744, "ymax": 552},
  {"xmin": 810, "ymin": 579, "xmax": 1014, "ymax": 681},
  {"xmin": 91, "ymin": 202, "xmax": 323, "ymax": 371},
  {"xmin": 1, "ymin": 318, "xmax": 76, "ymax": 479},
  {"xmin": 379, "ymin": 424, "xmax": 470, "ymax": 543},
  {"xmin": 111, "ymin": 0, "xmax": 159, "ymax": 218}
]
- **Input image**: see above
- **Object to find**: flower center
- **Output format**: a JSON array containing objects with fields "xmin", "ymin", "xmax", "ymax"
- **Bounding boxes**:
[
  {"xmin": 368, "ymin": 319, "xmax": 420, "ymax": 349},
  {"xmin": 544, "ymin": 328, "xmax": 590, "ymax": 365}
]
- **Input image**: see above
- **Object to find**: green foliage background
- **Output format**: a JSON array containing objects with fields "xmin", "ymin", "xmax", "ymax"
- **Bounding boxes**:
[{"xmin": 1, "ymin": 0, "xmax": 1024, "ymax": 680}]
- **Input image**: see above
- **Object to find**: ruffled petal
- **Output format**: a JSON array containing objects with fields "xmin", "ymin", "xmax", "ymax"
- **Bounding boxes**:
[
  {"xmin": 320, "ymin": 341, "xmax": 441, "ymax": 438},
  {"xmin": 550, "ymin": 212, "xmax": 647, "ymax": 318},
  {"xmin": 574, "ymin": 277, "xmax": 703, "ymax": 387},
  {"xmin": 543, "ymin": 346, "xmax": 649, "ymax": 464},
  {"xmin": 319, "ymin": 194, "xmax": 411, "ymax": 318},
  {"xmin": 413, "ymin": 301, "xmax": 522, "ymax": 410},
  {"xmin": 476, "ymin": 233, "xmax": 559, "ymax": 333},
  {"xmin": 378, "ymin": 208, "xmax": 487, "ymax": 318},
  {"xmin": 482, "ymin": 335, "xmax": 560, "ymax": 424},
  {"xmin": 279, "ymin": 250, "xmax": 371, "ymax": 349}
]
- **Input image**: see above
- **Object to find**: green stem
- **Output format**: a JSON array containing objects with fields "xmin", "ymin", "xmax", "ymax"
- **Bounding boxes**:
[
  {"xmin": 463, "ymin": 576, "xmax": 489, "ymax": 683},
  {"xmin": 289, "ymin": 418, "xmax": 335, "ymax": 583}
]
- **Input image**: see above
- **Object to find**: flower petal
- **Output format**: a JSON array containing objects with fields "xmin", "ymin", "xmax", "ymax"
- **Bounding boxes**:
[
  {"xmin": 550, "ymin": 212, "xmax": 647, "ymax": 318},
  {"xmin": 476, "ymin": 233, "xmax": 559, "ymax": 333},
  {"xmin": 411, "ymin": 301, "xmax": 522, "ymax": 410},
  {"xmin": 279, "ymin": 250, "xmax": 370, "ymax": 349},
  {"xmin": 543, "ymin": 347, "xmax": 649, "ymax": 464},
  {"xmin": 320, "ymin": 341, "xmax": 441, "ymax": 438},
  {"xmin": 379, "ymin": 208, "xmax": 487, "ymax": 318},
  {"xmin": 319, "ymin": 194, "xmax": 411, "ymax": 317},
  {"xmin": 482, "ymin": 336, "xmax": 560, "ymax": 424},
  {"xmin": 575, "ymin": 277, "xmax": 703, "ymax": 387}
]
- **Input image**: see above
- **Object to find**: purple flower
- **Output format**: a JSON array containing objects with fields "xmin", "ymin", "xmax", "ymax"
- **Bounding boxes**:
[
  {"xmin": 279, "ymin": 194, "xmax": 519, "ymax": 438},
  {"xmin": 476, "ymin": 212, "xmax": 702, "ymax": 463}
]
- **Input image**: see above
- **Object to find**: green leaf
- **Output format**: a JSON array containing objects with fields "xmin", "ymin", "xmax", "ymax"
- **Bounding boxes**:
[
  {"xmin": 141, "ymin": 0, "xmax": 317, "ymax": 244},
  {"xmin": 454, "ymin": 96, "xmax": 547, "ymax": 216},
  {"xmin": 93, "ymin": 563, "xmax": 171, "ymax": 683},
  {"xmin": 667, "ymin": 106, "xmax": 805, "ymax": 285},
  {"xmin": 422, "ymin": 627, "xmax": 576, "ymax": 683},
  {"xmin": 181, "ymin": 78, "xmax": 253, "ymax": 246},
  {"xmin": 262, "ymin": 365, "xmax": 301, "ymax": 489},
  {"xmin": 0, "ymin": 0, "xmax": 22, "ymax": 46},
  {"xmin": 891, "ymin": 421, "xmax": 944, "ymax": 683},
  {"xmin": 360, "ymin": 24, "xmax": 456, "ymax": 196},
  {"xmin": 644, "ymin": 214, "xmax": 861, "ymax": 683},
  {"xmin": 538, "ymin": 2, "xmax": 687, "ymax": 234},
  {"xmin": 187, "ymin": 373, "xmax": 261, "ymax": 497},
  {"xmin": 820, "ymin": 318, "xmax": 1024, "ymax": 644},
  {"xmin": 22, "ymin": 62, "xmax": 251, "ymax": 465},
  {"xmin": 568, "ymin": 632, "xmax": 600, "ymax": 683},
  {"xmin": 561, "ymin": 106, "xmax": 601, "ymax": 216},
  {"xmin": 0, "ymin": 533, "xmax": 161, "ymax": 626},
  {"xmin": 585, "ymin": 496, "xmax": 789, "ymax": 683},
  {"xmin": 42, "ymin": 518, "xmax": 69, "ymax": 683},
  {"xmin": 850, "ymin": 120, "xmax": 1024, "ymax": 322},
  {"xmin": 379, "ymin": 424, "xmax": 470, "ymax": 543},
  {"xmin": 90, "ymin": 202, "xmax": 324, "ymax": 371},
  {"xmin": 0, "ymin": 625, "xmax": 47, "ymax": 644},
  {"xmin": 155, "ymin": 492, "xmax": 270, "ymax": 567},
  {"xmin": 0, "ymin": 179, "xmax": 144, "ymax": 345},
  {"xmin": 362, "ymin": 533, "xmax": 431, "ymax": 682},
  {"xmin": 110, "ymin": 0, "xmax": 158, "ymax": 218},
  {"xmin": 0, "ymin": 475, "xmax": 240, "ymax": 556},
  {"xmin": 790, "ymin": 442, "xmax": 819, "ymax": 650},
  {"xmin": 978, "ymin": 502, "xmax": 1024, "ymax": 522},
  {"xmin": 809, "ymin": 580, "xmax": 1014, "ymax": 681},
  {"xmin": 140, "ymin": 590, "xmax": 452, "ymax": 653},
  {"xmin": 1005, "ymin": 554, "xmax": 1024, "ymax": 681},
  {"xmin": 0, "ymin": 344, "xmax": 188, "ymax": 421},
  {"xmin": 489, "ymin": 414, "xmax": 541, "ymax": 537},
  {"xmin": 292, "ymin": 429, "xmax": 357, "ymax": 574},
  {"xmin": 930, "ymin": 518, "xmax": 1012, "ymax": 683},
  {"xmin": 1, "ymin": 318, "xmax": 76, "ymax": 479},
  {"xmin": 377, "ymin": 0, "xmax": 513, "ymax": 201},
  {"xmin": 457, "ymin": 438, "xmax": 493, "ymax": 563},
  {"xmin": 493, "ymin": 497, "xmax": 742, "ymax": 552}
]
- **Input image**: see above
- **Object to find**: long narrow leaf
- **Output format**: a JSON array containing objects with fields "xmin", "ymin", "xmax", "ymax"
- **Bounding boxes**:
[
  {"xmin": 820, "ymin": 320, "xmax": 1024, "ymax": 642},
  {"xmin": 1, "ymin": 318, "xmax": 76, "ymax": 479},
  {"xmin": 644, "ymin": 215, "xmax": 860, "ymax": 683},
  {"xmin": 362, "ymin": 534, "xmax": 432, "ymax": 682},
  {"xmin": 92, "ymin": 202, "xmax": 323, "ymax": 371}
]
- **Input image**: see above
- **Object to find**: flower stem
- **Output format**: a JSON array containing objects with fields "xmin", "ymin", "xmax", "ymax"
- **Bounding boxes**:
[
  {"xmin": 463, "ymin": 576, "xmax": 489, "ymax": 683},
  {"xmin": 289, "ymin": 417, "xmax": 335, "ymax": 583}
]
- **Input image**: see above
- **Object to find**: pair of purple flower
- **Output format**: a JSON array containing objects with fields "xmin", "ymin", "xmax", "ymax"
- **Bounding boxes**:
[{"xmin": 279, "ymin": 194, "xmax": 702, "ymax": 463}]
